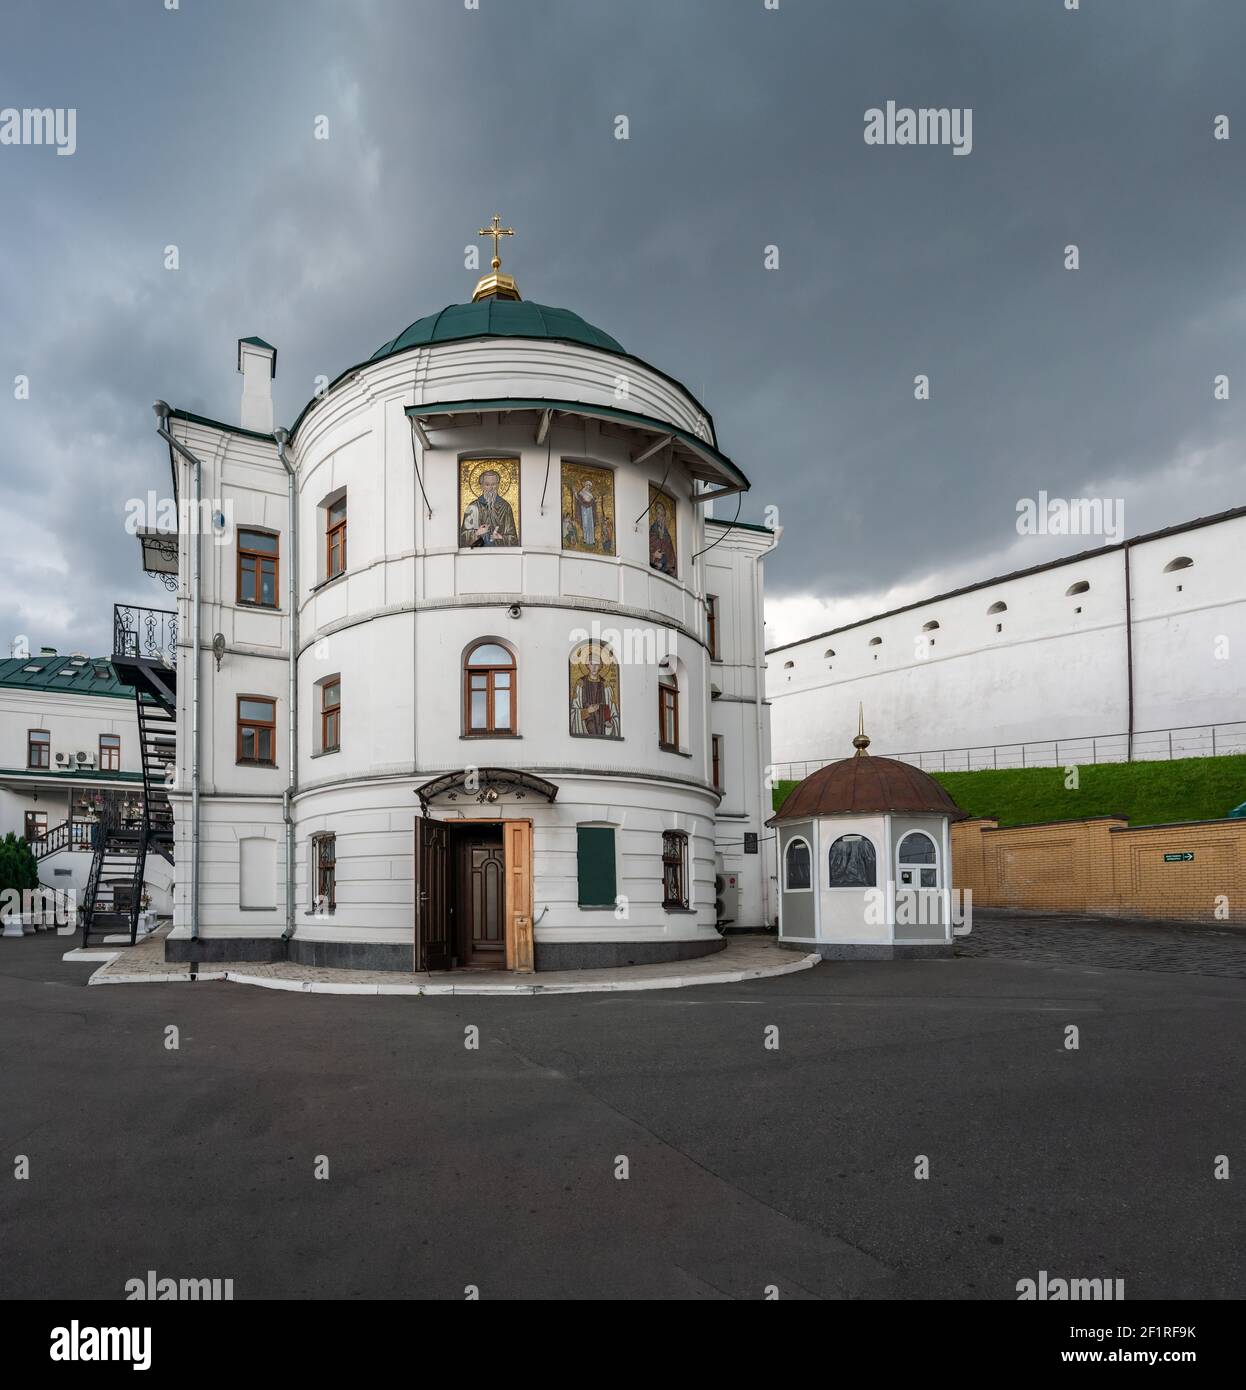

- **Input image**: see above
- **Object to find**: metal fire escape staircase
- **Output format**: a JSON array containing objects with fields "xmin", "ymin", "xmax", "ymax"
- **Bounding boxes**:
[{"xmin": 80, "ymin": 607, "xmax": 178, "ymax": 949}]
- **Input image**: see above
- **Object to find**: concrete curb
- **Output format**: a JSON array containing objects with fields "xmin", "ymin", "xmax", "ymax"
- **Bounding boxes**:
[{"xmin": 87, "ymin": 951, "xmax": 820, "ymax": 997}]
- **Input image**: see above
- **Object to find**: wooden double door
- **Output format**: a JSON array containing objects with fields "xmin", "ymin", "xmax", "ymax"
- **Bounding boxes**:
[{"xmin": 414, "ymin": 818, "xmax": 533, "ymax": 973}]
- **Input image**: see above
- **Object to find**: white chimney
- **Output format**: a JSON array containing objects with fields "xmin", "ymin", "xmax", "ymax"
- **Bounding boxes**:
[{"xmin": 237, "ymin": 336, "xmax": 277, "ymax": 432}]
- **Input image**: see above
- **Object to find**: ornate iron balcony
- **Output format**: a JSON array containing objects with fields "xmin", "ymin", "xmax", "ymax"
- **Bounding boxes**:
[{"xmin": 113, "ymin": 604, "xmax": 178, "ymax": 663}]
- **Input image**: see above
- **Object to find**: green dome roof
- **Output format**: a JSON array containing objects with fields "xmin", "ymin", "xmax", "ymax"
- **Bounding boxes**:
[{"xmin": 371, "ymin": 299, "xmax": 625, "ymax": 361}]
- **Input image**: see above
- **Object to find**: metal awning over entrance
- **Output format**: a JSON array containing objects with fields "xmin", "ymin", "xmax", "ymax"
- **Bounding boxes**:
[{"xmin": 414, "ymin": 767, "xmax": 559, "ymax": 810}]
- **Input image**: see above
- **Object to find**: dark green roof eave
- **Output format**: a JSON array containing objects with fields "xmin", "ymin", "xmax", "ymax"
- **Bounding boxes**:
[
  {"xmin": 168, "ymin": 408, "xmax": 277, "ymax": 444},
  {"xmin": 405, "ymin": 396, "xmax": 749, "ymax": 494},
  {"xmin": 0, "ymin": 767, "xmax": 145, "ymax": 782}
]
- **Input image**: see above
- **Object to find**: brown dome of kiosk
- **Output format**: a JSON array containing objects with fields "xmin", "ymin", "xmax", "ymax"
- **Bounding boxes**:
[{"xmin": 770, "ymin": 719, "xmax": 967, "ymax": 824}]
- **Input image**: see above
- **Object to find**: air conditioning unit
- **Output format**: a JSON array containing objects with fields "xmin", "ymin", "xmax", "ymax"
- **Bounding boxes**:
[
  {"xmin": 75, "ymin": 751, "xmax": 95, "ymax": 768},
  {"xmin": 55, "ymin": 752, "xmax": 71, "ymax": 766}
]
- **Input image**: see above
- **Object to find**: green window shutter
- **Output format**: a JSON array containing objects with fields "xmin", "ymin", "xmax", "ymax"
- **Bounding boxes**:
[{"xmin": 577, "ymin": 826, "xmax": 616, "ymax": 908}]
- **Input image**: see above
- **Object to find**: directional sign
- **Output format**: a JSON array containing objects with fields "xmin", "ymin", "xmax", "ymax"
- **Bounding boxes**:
[{"xmin": 1163, "ymin": 852, "xmax": 1195, "ymax": 863}]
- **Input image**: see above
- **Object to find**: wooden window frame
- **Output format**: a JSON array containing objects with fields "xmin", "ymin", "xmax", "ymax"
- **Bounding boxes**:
[
  {"xmin": 662, "ymin": 830, "xmax": 688, "ymax": 909},
  {"xmin": 236, "ymin": 695, "xmax": 277, "ymax": 767},
  {"xmin": 311, "ymin": 832, "xmax": 336, "ymax": 913},
  {"xmin": 326, "ymin": 497, "xmax": 347, "ymax": 580},
  {"xmin": 99, "ymin": 733, "xmax": 121, "ymax": 772},
  {"xmin": 321, "ymin": 678, "xmax": 341, "ymax": 753},
  {"xmin": 706, "ymin": 593, "xmax": 719, "ymax": 661},
  {"xmin": 27, "ymin": 729, "xmax": 50, "ymax": 769},
  {"xmin": 658, "ymin": 676, "xmax": 679, "ymax": 752},
  {"xmin": 24, "ymin": 811, "xmax": 48, "ymax": 843},
  {"xmin": 237, "ymin": 527, "xmax": 280, "ymax": 609},
  {"xmin": 463, "ymin": 642, "xmax": 517, "ymax": 736}
]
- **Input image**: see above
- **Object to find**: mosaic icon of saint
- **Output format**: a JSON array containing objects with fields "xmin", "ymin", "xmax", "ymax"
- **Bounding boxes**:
[
  {"xmin": 649, "ymin": 498, "xmax": 676, "ymax": 574},
  {"xmin": 461, "ymin": 468, "xmax": 519, "ymax": 547},
  {"xmin": 570, "ymin": 648, "xmax": 621, "ymax": 739},
  {"xmin": 573, "ymin": 477, "xmax": 603, "ymax": 549}
]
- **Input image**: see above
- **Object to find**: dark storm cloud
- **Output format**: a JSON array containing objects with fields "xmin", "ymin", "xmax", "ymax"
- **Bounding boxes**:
[{"xmin": 1, "ymin": 0, "xmax": 1242, "ymax": 652}]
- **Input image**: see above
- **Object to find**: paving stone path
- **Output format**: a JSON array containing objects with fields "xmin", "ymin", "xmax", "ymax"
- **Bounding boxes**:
[{"xmin": 957, "ymin": 909, "xmax": 1246, "ymax": 979}]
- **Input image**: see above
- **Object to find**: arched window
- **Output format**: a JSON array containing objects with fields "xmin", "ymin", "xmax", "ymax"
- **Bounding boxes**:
[
  {"xmin": 784, "ymin": 838, "xmax": 812, "ymax": 891},
  {"xmin": 1164, "ymin": 556, "xmax": 1193, "ymax": 573},
  {"xmin": 868, "ymin": 635, "xmax": 882, "ymax": 646},
  {"xmin": 1065, "ymin": 580, "xmax": 1090, "ymax": 596},
  {"xmin": 828, "ymin": 833, "xmax": 876, "ymax": 888},
  {"xmin": 897, "ymin": 831, "xmax": 938, "ymax": 889},
  {"xmin": 922, "ymin": 620, "xmax": 940, "ymax": 631},
  {"xmin": 823, "ymin": 648, "xmax": 836, "ymax": 659},
  {"xmin": 783, "ymin": 660, "xmax": 795, "ymax": 669},
  {"xmin": 658, "ymin": 665, "xmax": 679, "ymax": 750},
  {"xmin": 987, "ymin": 600, "xmax": 1007, "ymax": 614},
  {"xmin": 464, "ymin": 641, "xmax": 515, "ymax": 735}
]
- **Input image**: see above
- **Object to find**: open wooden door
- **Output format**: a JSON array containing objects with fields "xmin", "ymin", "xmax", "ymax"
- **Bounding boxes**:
[
  {"xmin": 503, "ymin": 818, "xmax": 534, "ymax": 974},
  {"xmin": 414, "ymin": 817, "xmax": 450, "ymax": 971}
]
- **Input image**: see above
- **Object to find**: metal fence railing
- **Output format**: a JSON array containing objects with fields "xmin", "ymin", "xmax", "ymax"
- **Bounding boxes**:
[
  {"xmin": 113, "ymin": 604, "xmax": 177, "ymax": 663},
  {"xmin": 771, "ymin": 720, "xmax": 1246, "ymax": 783}
]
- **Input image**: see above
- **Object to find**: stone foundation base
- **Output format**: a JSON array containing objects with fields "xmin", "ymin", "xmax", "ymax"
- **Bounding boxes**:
[
  {"xmin": 165, "ymin": 936, "xmax": 285, "ymax": 964},
  {"xmin": 533, "ymin": 937, "xmax": 726, "ymax": 971},
  {"xmin": 166, "ymin": 935, "xmax": 726, "ymax": 973},
  {"xmin": 288, "ymin": 938, "xmax": 414, "ymax": 972},
  {"xmin": 778, "ymin": 940, "xmax": 955, "ymax": 961}
]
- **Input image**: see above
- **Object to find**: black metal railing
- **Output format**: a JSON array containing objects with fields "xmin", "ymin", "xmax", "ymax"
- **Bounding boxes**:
[
  {"xmin": 30, "ymin": 820, "xmax": 96, "ymax": 859},
  {"xmin": 113, "ymin": 604, "xmax": 177, "ymax": 663}
]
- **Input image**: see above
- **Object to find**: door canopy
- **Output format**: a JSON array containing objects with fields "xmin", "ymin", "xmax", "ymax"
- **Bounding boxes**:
[{"xmin": 415, "ymin": 767, "xmax": 559, "ymax": 810}]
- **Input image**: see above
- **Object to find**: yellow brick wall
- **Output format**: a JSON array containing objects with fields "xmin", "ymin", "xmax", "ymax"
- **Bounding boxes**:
[{"xmin": 951, "ymin": 817, "xmax": 1246, "ymax": 924}]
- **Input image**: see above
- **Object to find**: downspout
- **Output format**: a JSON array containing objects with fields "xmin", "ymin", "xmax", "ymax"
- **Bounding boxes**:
[
  {"xmin": 1124, "ymin": 539, "xmax": 1135, "ymax": 762},
  {"xmin": 752, "ymin": 527, "xmax": 782, "ymax": 927},
  {"xmin": 273, "ymin": 429, "xmax": 299, "ymax": 940},
  {"xmin": 153, "ymin": 402, "xmax": 202, "ymax": 943}
]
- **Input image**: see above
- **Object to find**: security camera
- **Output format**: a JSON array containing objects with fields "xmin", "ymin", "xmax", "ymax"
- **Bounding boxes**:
[{"xmin": 507, "ymin": 604, "xmax": 522, "ymax": 619}]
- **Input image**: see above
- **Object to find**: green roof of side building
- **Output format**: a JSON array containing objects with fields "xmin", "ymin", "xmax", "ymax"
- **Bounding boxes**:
[
  {"xmin": 371, "ymin": 300, "xmax": 626, "ymax": 360},
  {"xmin": 0, "ymin": 655, "xmax": 133, "ymax": 699}
]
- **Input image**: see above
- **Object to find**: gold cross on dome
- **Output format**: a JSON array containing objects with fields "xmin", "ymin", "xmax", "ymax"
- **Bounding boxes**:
[{"xmin": 478, "ymin": 213, "xmax": 514, "ymax": 271}]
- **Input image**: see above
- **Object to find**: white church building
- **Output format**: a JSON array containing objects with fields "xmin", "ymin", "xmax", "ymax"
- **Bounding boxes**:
[{"xmin": 138, "ymin": 223, "xmax": 778, "ymax": 972}]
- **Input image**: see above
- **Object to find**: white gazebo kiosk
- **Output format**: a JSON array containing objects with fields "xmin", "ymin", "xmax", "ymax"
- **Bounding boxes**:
[{"xmin": 770, "ymin": 721, "xmax": 967, "ymax": 958}]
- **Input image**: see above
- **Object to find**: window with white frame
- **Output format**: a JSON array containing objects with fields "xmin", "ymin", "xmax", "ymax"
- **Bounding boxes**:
[
  {"xmin": 896, "ymin": 831, "xmax": 938, "ymax": 889},
  {"xmin": 784, "ymin": 837, "xmax": 811, "ymax": 891}
]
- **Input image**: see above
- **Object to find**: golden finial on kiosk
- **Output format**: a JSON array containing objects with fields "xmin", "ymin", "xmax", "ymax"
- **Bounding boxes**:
[{"xmin": 852, "ymin": 703, "xmax": 871, "ymax": 755}]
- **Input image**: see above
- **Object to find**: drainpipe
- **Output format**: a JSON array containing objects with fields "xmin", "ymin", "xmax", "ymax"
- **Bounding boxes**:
[
  {"xmin": 153, "ymin": 402, "xmax": 202, "ymax": 943},
  {"xmin": 752, "ymin": 526, "xmax": 782, "ymax": 927},
  {"xmin": 273, "ymin": 429, "xmax": 299, "ymax": 940},
  {"xmin": 1124, "ymin": 539, "xmax": 1135, "ymax": 762}
]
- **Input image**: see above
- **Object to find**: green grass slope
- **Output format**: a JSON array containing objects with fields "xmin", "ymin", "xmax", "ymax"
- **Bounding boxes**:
[{"xmin": 772, "ymin": 755, "xmax": 1246, "ymax": 828}]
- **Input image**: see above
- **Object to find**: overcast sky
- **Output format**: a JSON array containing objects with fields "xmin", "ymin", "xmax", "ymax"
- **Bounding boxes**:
[{"xmin": 2, "ymin": 0, "xmax": 1242, "ymax": 655}]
